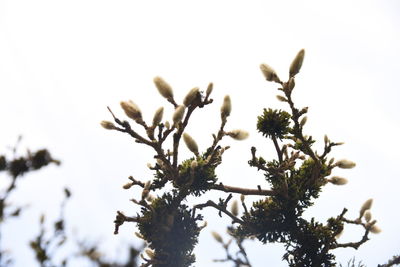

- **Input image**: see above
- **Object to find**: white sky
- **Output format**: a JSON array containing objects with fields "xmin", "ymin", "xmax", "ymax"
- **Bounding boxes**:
[{"xmin": 1, "ymin": 1, "xmax": 399, "ymax": 266}]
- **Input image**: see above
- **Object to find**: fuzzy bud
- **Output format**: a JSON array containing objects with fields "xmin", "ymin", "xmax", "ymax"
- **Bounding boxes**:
[
  {"xmin": 165, "ymin": 121, "xmax": 170, "ymax": 129},
  {"xmin": 100, "ymin": 121, "xmax": 116, "ymax": 130},
  {"xmin": 364, "ymin": 210, "xmax": 372, "ymax": 222},
  {"xmin": 336, "ymin": 159, "xmax": 356, "ymax": 169},
  {"xmin": 145, "ymin": 249, "xmax": 155, "ymax": 259},
  {"xmin": 369, "ymin": 224, "xmax": 381, "ymax": 234},
  {"xmin": 276, "ymin": 95, "xmax": 287, "ymax": 102},
  {"xmin": 152, "ymin": 107, "xmax": 164, "ymax": 127},
  {"xmin": 172, "ymin": 105, "xmax": 185, "ymax": 125},
  {"xmin": 154, "ymin": 76, "xmax": 174, "ymax": 99},
  {"xmin": 240, "ymin": 194, "xmax": 245, "ymax": 202},
  {"xmin": 328, "ymin": 176, "xmax": 348, "ymax": 185},
  {"xmin": 230, "ymin": 200, "xmax": 239, "ymax": 216},
  {"xmin": 183, "ymin": 87, "xmax": 200, "ymax": 106},
  {"xmin": 191, "ymin": 160, "xmax": 198, "ymax": 170},
  {"xmin": 211, "ymin": 231, "xmax": 223, "ymax": 243},
  {"xmin": 288, "ymin": 77, "xmax": 295, "ymax": 90},
  {"xmin": 123, "ymin": 183, "xmax": 133, "ymax": 189},
  {"xmin": 289, "ymin": 49, "xmax": 305, "ymax": 77},
  {"xmin": 183, "ymin": 133, "xmax": 199, "ymax": 155},
  {"xmin": 300, "ymin": 116, "xmax": 307, "ymax": 126},
  {"xmin": 227, "ymin": 129, "xmax": 249, "ymax": 140},
  {"xmin": 260, "ymin": 63, "xmax": 281, "ymax": 83},
  {"xmin": 206, "ymin": 83, "xmax": 213, "ymax": 96},
  {"xmin": 220, "ymin": 95, "xmax": 231, "ymax": 120},
  {"xmin": 360, "ymin": 198, "xmax": 373, "ymax": 218},
  {"xmin": 324, "ymin": 134, "xmax": 329, "ymax": 144},
  {"xmin": 120, "ymin": 100, "xmax": 143, "ymax": 123}
]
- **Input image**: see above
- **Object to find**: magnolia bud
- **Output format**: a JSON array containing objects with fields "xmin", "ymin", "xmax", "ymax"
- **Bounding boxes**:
[
  {"xmin": 324, "ymin": 135, "xmax": 329, "ymax": 144},
  {"xmin": 364, "ymin": 210, "xmax": 372, "ymax": 222},
  {"xmin": 328, "ymin": 176, "xmax": 348, "ymax": 185},
  {"xmin": 154, "ymin": 76, "xmax": 173, "ymax": 99},
  {"xmin": 100, "ymin": 121, "xmax": 116, "ymax": 130},
  {"xmin": 230, "ymin": 200, "xmax": 239, "ymax": 216},
  {"xmin": 240, "ymin": 194, "xmax": 245, "ymax": 202},
  {"xmin": 260, "ymin": 63, "xmax": 281, "ymax": 83},
  {"xmin": 276, "ymin": 95, "xmax": 287, "ymax": 102},
  {"xmin": 183, "ymin": 87, "xmax": 200, "ymax": 106},
  {"xmin": 288, "ymin": 77, "xmax": 295, "ymax": 90},
  {"xmin": 206, "ymin": 83, "xmax": 213, "ymax": 96},
  {"xmin": 220, "ymin": 95, "xmax": 231, "ymax": 120},
  {"xmin": 359, "ymin": 198, "xmax": 373, "ymax": 218},
  {"xmin": 123, "ymin": 183, "xmax": 133, "ymax": 189},
  {"xmin": 145, "ymin": 249, "xmax": 155, "ymax": 259},
  {"xmin": 211, "ymin": 231, "xmax": 223, "ymax": 243},
  {"xmin": 289, "ymin": 49, "xmax": 305, "ymax": 77},
  {"xmin": 172, "ymin": 105, "xmax": 185, "ymax": 125},
  {"xmin": 183, "ymin": 133, "xmax": 199, "ymax": 155},
  {"xmin": 152, "ymin": 107, "xmax": 164, "ymax": 127},
  {"xmin": 369, "ymin": 224, "xmax": 381, "ymax": 234},
  {"xmin": 336, "ymin": 159, "xmax": 356, "ymax": 169},
  {"xmin": 120, "ymin": 101, "xmax": 143, "ymax": 123},
  {"xmin": 227, "ymin": 129, "xmax": 249, "ymax": 140},
  {"xmin": 300, "ymin": 116, "xmax": 308, "ymax": 126},
  {"xmin": 165, "ymin": 121, "xmax": 170, "ymax": 129}
]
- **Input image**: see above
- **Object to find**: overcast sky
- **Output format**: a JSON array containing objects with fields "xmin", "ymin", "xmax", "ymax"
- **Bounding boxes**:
[{"xmin": 1, "ymin": 1, "xmax": 399, "ymax": 266}]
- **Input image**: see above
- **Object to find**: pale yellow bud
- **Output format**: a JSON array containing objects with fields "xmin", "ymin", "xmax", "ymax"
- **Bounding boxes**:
[
  {"xmin": 288, "ymin": 77, "xmax": 295, "ymax": 90},
  {"xmin": 154, "ymin": 76, "xmax": 174, "ymax": 99},
  {"xmin": 220, "ymin": 95, "xmax": 231, "ymax": 120},
  {"xmin": 360, "ymin": 198, "xmax": 373, "ymax": 218},
  {"xmin": 206, "ymin": 83, "xmax": 213, "ymax": 96},
  {"xmin": 152, "ymin": 107, "xmax": 164, "ymax": 127},
  {"xmin": 100, "ymin": 121, "xmax": 116, "ymax": 130},
  {"xmin": 227, "ymin": 129, "xmax": 249, "ymax": 140},
  {"xmin": 324, "ymin": 135, "xmax": 329, "ymax": 144},
  {"xmin": 369, "ymin": 224, "xmax": 381, "ymax": 234},
  {"xmin": 183, "ymin": 133, "xmax": 199, "ymax": 155},
  {"xmin": 165, "ymin": 121, "xmax": 170, "ymax": 129},
  {"xmin": 191, "ymin": 160, "xmax": 198, "ymax": 170},
  {"xmin": 276, "ymin": 95, "xmax": 287, "ymax": 102},
  {"xmin": 172, "ymin": 105, "xmax": 185, "ymax": 125},
  {"xmin": 120, "ymin": 101, "xmax": 143, "ymax": 123},
  {"xmin": 289, "ymin": 49, "xmax": 305, "ymax": 77},
  {"xmin": 300, "ymin": 116, "xmax": 307, "ymax": 126},
  {"xmin": 364, "ymin": 210, "xmax": 372, "ymax": 222},
  {"xmin": 260, "ymin": 63, "xmax": 281, "ymax": 83},
  {"xmin": 336, "ymin": 159, "xmax": 356, "ymax": 169},
  {"xmin": 123, "ymin": 183, "xmax": 133, "ymax": 189},
  {"xmin": 145, "ymin": 249, "xmax": 155, "ymax": 259},
  {"xmin": 328, "ymin": 176, "xmax": 348, "ymax": 185},
  {"xmin": 183, "ymin": 87, "xmax": 200, "ymax": 106},
  {"xmin": 211, "ymin": 231, "xmax": 223, "ymax": 243},
  {"xmin": 240, "ymin": 194, "xmax": 245, "ymax": 202},
  {"xmin": 230, "ymin": 200, "xmax": 239, "ymax": 216}
]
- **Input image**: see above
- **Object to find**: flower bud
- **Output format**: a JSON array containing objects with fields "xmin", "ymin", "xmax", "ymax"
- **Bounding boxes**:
[
  {"xmin": 154, "ymin": 76, "xmax": 174, "ymax": 99},
  {"xmin": 206, "ymin": 83, "xmax": 213, "ymax": 96},
  {"xmin": 123, "ymin": 183, "xmax": 133, "ymax": 189},
  {"xmin": 300, "ymin": 116, "xmax": 307, "ymax": 126},
  {"xmin": 183, "ymin": 87, "xmax": 200, "ymax": 106},
  {"xmin": 172, "ymin": 105, "xmax": 185, "ymax": 125},
  {"xmin": 120, "ymin": 100, "xmax": 143, "ymax": 123},
  {"xmin": 369, "ymin": 224, "xmax": 381, "ymax": 234},
  {"xmin": 230, "ymin": 200, "xmax": 239, "ymax": 216},
  {"xmin": 145, "ymin": 249, "xmax": 155, "ymax": 259},
  {"xmin": 336, "ymin": 159, "xmax": 356, "ymax": 169},
  {"xmin": 240, "ymin": 194, "xmax": 245, "ymax": 202},
  {"xmin": 289, "ymin": 49, "xmax": 305, "ymax": 77},
  {"xmin": 328, "ymin": 176, "xmax": 348, "ymax": 185},
  {"xmin": 227, "ymin": 129, "xmax": 249, "ymax": 140},
  {"xmin": 211, "ymin": 231, "xmax": 223, "ymax": 243},
  {"xmin": 220, "ymin": 95, "xmax": 231, "ymax": 120},
  {"xmin": 183, "ymin": 133, "xmax": 199, "ymax": 155},
  {"xmin": 364, "ymin": 210, "xmax": 372, "ymax": 222},
  {"xmin": 100, "ymin": 121, "xmax": 116, "ymax": 130},
  {"xmin": 288, "ymin": 77, "xmax": 295, "ymax": 90},
  {"xmin": 276, "ymin": 95, "xmax": 287, "ymax": 102},
  {"xmin": 152, "ymin": 107, "xmax": 164, "ymax": 127},
  {"xmin": 260, "ymin": 63, "xmax": 281, "ymax": 83},
  {"xmin": 324, "ymin": 134, "xmax": 329, "ymax": 144},
  {"xmin": 359, "ymin": 198, "xmax": 373, "ymax": 218},
  {"xmin": 165, "ymin": 121, "xmax": 170, "ymax": 129}
]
